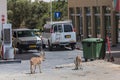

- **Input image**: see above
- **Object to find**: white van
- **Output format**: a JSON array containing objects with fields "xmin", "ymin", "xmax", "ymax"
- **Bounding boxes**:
[{"xmin": 42, "ymin": 21, "xmax": 76, "ymax": 50}]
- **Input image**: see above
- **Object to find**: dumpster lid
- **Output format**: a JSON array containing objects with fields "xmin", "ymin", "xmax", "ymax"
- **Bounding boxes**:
[{"xmin": 82, "ymin": 38, "xmax": 103, "ymax": 42}]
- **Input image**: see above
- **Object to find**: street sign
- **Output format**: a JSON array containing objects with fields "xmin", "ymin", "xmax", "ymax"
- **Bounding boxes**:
[
  {"xmin": 54, "ymin": 12, "xmax": 61, "ymax": 18},
  {"xmin": 1, "ymin": 15, "xmax": 5, "ymax": 24}
]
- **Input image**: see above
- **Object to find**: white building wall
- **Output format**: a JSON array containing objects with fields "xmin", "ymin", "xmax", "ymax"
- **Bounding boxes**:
[
  {"xmin": 0, "ymin": 0, "xmax": 7, "ymax": 23},
  {"xmin": 0, "ymin": 0, "xmax": 7, "ymax": 39}
]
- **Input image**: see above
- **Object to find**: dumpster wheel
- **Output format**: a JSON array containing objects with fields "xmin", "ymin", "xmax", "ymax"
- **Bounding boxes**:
[{"xmin": 85, "ymin": 58, "xmax": 88, "ymax": 62}]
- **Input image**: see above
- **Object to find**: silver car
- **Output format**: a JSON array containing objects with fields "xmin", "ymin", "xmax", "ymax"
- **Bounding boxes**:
[{"xmin": 12, "ymin": 28, "xmax": 42, "ymax": 53}]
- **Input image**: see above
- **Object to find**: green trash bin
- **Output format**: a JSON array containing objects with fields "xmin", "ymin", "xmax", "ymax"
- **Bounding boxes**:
[{"xmin": 82, "ymin": 38, "xmax": 105, "ymax": 61}]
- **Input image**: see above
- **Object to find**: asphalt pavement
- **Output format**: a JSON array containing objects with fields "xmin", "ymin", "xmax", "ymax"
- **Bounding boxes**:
[{"xmin": 0, "ymin": 42, "xmax": 119, "ymax": 80}]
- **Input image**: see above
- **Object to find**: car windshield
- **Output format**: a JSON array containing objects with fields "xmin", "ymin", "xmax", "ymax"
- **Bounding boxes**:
[{"xmin": 17, "ymin": 30, "xmax": 35, "ymax": 37}]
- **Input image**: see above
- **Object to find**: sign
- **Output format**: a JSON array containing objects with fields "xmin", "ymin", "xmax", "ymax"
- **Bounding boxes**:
[
  {"xmin": 113, "ymin": 0, "xmax": 120, "ymax": 11},
  {"xmin": 1, "ymin": 15, "xmax": 5, "ymax": 24},
  {"xmin": 54, "ymin": 12, "xmax": 61, "ymax": 18}
]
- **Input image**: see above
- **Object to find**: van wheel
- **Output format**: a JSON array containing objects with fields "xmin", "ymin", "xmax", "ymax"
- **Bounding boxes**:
[
  {"xmin": 17, "ymin": 43, "xmax": 23, "ymax": 54},
  {"xmin": 42, "ymin": 44, "xmax": 46, "ymax": 49},
  {"xmin": 37, "ymin": 47, "xmax": 41, "ymax": 51},
  {"xmin": 71, "ymin": 45, "xmax": 75, "ymax": 50},
  {"xmin": 48, "ymin": 41, "xmax": 52, "ymax": 51},
  {"xmin": 85, "ymin": 58, "xmax": 88, "ymax": 62},
  {"xmin": 48, "ymin": 45, "xmax": 53, "ymax": 51},
  {"xmin": 18, "ymin": 48, "xmax": 22, "ymax": 54}
]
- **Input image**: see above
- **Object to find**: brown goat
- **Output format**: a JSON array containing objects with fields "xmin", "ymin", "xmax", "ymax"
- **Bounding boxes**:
[
  {"xmin": 74, "ymin": 55, "xmax": 82, "ymax": 70},
  {"xmin": 30, "ymin": 51, "xmax": 45, "ymax": 74}
]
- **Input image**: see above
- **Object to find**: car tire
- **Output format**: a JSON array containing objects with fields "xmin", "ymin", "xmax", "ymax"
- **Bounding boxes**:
[
  {"xmin": 48, "ymin": 41, "xmax": 52, "ymax": 51},
  {"xmin": 17, "ymin": 43, "xmax": 22, "ymax": 54},
  {"xmin": 42, "ymin": 44, "xmax": 46, "ymax": 49},
  {"xmin": 71, "ymin": 44, "xmax": 75, "ymax": 50},
  {"xmin": 37, "ymin": 47, "xmax": 41, "ymax": 51},
  {"xmin": 18, "ymin": 48, "xmax": 22, "ymax": 54}
]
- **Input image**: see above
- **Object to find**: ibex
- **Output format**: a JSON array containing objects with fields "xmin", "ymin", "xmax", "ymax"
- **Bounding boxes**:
[
  {"xmin": 30, "ymin": 51, "xmax": 45, "ymax": 74},
  {"xmin": 74, "ymin": 55, "xmax": 82, "ymax": 70}
]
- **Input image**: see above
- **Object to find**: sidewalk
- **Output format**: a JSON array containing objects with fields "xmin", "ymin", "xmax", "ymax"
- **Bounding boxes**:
[
  {"xmin": 75, "ymin": 41, "xmax": 120, "ymax": 64},
  {"xmin": 110, "ymin": 43, "xmax": 120, "ymax": 64}
]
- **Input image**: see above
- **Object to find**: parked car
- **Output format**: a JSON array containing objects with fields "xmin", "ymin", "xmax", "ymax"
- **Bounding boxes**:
[
  {"xmin": 12, "ymin": 28, "xmax": 42, "ymax": 53},
  {"xmin": 41, "ymin": 20, "xmax": 76, "ymax": 50},
  {"xmin": 32, "ymin": 29, "xmax": 41, "ymax": 37}
]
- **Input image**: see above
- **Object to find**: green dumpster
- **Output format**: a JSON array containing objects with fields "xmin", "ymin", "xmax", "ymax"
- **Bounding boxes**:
[{"xmin": 82, "ymin": 38, "xmax": 105, "ymax": 61}]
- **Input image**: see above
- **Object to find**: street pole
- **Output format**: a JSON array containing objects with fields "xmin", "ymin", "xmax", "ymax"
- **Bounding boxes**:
[{"xmin": 50, "ymin": 0, "xmax": 52, "ymax": 23}]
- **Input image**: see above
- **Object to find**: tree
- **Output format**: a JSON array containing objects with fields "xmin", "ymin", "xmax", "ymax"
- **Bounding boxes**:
[
  {"xmin": 52, "ymin": 1, "xmax": 68, "ymax": 21},
  {"xmin": 7, "ymin": 0, "xmax": 68, "ymax": 29}
]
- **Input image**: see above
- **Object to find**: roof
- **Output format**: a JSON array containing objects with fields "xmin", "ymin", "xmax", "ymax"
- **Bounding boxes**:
[
  {"xmin": 47, "ymin": 20, "xmax": 72, "ymax": 24},
  {"xmin": 44, "ymin": 20, "xmax": 72, "ymax": 29},
  {"xmin": 12, "ymin": 28, "xmax": 31, "ymax": 31}
]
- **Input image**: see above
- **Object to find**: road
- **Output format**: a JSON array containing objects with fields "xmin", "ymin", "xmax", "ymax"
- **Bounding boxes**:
[
  {"xmin": 0, "ymin": 48, "xmax": 120, "ymax": 80},
  {"xmin": 0, "ymin": 48, "xmax": 82, "ymax": 76}
]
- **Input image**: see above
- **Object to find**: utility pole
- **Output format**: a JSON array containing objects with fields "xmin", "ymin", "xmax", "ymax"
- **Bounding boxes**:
[{"xmin": 50, "ymin": 0, "xmax": 52, "ymax": 23}]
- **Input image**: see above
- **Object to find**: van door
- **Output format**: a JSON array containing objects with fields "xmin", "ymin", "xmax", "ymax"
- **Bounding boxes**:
[
  {"xmin": 63, "ymin": 24, "xmax": 76, "ymax": 43},
  {"xmin": 52, "ymin": 24, "xmax": 63, "ymax": 43}
]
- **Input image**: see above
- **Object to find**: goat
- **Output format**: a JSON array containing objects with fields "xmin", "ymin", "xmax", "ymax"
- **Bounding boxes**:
[
  {"xmin": 30, "ymin": 51, "xmax": 45, "ymax": 74},
  {"xmin": 74, "ymin": 55, "xmax": 82, "ymax": 70}
]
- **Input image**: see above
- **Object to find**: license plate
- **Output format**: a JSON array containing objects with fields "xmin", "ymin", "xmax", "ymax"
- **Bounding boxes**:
[
  {"xmin": 65, "ymin": 35, "xmax": 71, "ymax": 38},
  {"xmin": 29, "ymin": 45, "xmax": 36, "ymax": 48}
]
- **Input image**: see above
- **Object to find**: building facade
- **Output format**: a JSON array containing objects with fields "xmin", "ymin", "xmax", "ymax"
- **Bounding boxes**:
[
  {"xmin": 0, "ymin": 0, "xmax": 7, "ymax": 39},
  {"xmin": 0, "ymin": 0, "xmax": 7, "ymax": 24},
  {"xmin": 68, "ymin": 0, "xmax": 120, "ymax": 46}
]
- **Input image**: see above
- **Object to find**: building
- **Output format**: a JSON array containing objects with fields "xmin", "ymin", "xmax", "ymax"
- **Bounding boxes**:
[
  {"xmin": 0, "ymin": 0, "xmax": 7, "ymax": 39},
  {"xmin": 0, "ymin": 0, "xmax": 7, "ymax": 24},
  {"xmin": 68, "ymin": 0, "xmax": 120, "ymax": 46}
]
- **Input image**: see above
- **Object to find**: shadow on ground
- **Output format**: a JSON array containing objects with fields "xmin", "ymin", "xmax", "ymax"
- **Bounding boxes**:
[
  {"xmin": 14, "ymin": 47, "xmax": 72, "ymax": 60},
  {"xmin": 111, "ymin": 52, "xmax": 120, "ymax": 64},
  {"xmin": 14, "ymin": 51, "xmax": 39, "ymax": 60}
]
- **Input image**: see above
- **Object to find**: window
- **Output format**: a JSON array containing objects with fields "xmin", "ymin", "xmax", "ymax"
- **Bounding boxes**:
[
  {"xmin": 94, "ymin": 7, "xmax": 100, "ymax": 14},
  {"xmin": 85, "ymin": 7, "xmax": 90, "ymax": 14},
  {"xmin": 58, "ymin": 24, "xmax": 63, "ymax": 32},
  {"xmin": 53, "ymin": 25, "xmax": 57, "ymax": 32},
  {"xmin": 95, "ymin": 16, "xmax": 100, "ymax": 34},
  {"xmin": 17, "ymin": 30, "xmax": 35, "ymax": 37},
  {"xmin": 53, "ymin": 24, "xmax": 63, "ymax": 33},
  {"xmin": 104, "ymin": 6, "xmax": 111, "ymax": 13},
  {"xmin": 64, "ymin": 24, "xmax": 72, "ymax": 32}
]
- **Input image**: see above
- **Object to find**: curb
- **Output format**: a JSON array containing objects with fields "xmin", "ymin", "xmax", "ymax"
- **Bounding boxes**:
[{"xmin": 0, "ymin": 59, "xmax": 21, "ymax": 64}]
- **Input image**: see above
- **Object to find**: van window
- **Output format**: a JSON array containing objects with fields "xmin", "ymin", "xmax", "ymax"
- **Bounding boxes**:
[
  {"xmin": 64, "ymin": 24, "xmax": 73, "ymax": 32},
  {"xmin": 53, "ymin": 24, "xmax": 63, "ymax": 33},
  {"xmin": 53, "ymin": 25, "xmax": 57, "ymax": 32},
  {"xmin": 58, "ymin": 25, "xmax": 63, "ymax": 32}
]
